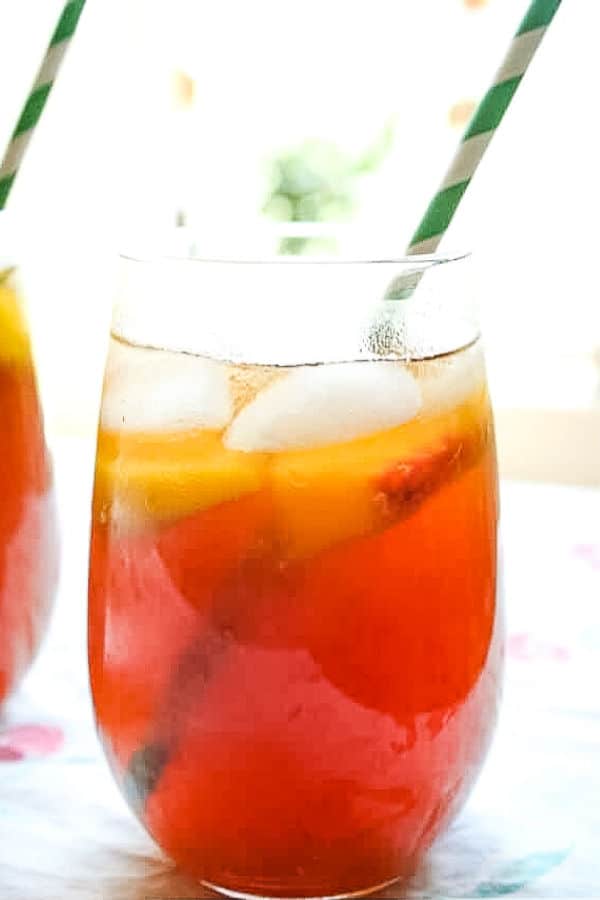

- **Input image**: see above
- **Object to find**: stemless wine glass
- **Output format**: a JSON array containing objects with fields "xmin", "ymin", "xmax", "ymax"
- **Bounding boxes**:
[
  {"xmin": 0, "ymin": 214, "xmax": 58, "ymax": 703},
  {"xmin": 88, "ymin": 249, "xmax": 502, "ymax": 899}
]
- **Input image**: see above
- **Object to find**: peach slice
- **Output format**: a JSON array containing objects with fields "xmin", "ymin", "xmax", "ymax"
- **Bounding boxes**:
[
  {"xmin": 0, "ymin": 274, "xmax": 31, "ymax": 365},
  {"xmin": 94, "ymin": 428, "xmax": 267, "ymax": 526},
  {"xmin": 270, "ymin": 389, "xmax": 490, "ymax": 558}
]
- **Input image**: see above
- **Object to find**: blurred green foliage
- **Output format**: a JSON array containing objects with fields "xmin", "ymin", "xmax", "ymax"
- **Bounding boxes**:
[{"xmin": 263, "ymin": 120, "xmax": 396, "ymax": 254}]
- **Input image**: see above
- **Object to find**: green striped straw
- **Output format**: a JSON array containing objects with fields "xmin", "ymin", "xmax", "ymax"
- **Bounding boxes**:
[
  {"xmin": 382, "ymin": 0, "xmax": 562, "ymax": 301},
  {"xmin": 409, "ymin": 0, "xmax": 562, "ymax": 257},
  {"xmin": 0, "ymin": 0, "xmax": 87, "ymax": 210}
]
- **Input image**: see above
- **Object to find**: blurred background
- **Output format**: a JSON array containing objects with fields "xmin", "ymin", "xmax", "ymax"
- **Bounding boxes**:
[{"xmin": 1, "ymin": 0, "xmax": 599, "ymax": 484}]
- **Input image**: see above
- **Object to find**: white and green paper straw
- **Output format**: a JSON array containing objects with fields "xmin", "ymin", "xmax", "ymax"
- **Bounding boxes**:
[
  {"xmin": 0, "ymin": 0, "xmax": 87, "ymax": 210},
  {"xmin": 408, "ymin": 0, "xmax": 562, "ymax": 256}
]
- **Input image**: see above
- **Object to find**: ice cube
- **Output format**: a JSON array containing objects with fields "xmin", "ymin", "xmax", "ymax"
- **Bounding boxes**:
[
  {"xmin": 224, "ymin": 362, "xmax": 421, "ymax": 452},
  {"xmin": 101, "ymin": 341, "xmax": 233, "ymax": 431},
  {"xmin": 414, "ymin": 343, "xmax": 486, "ymax": 414}
]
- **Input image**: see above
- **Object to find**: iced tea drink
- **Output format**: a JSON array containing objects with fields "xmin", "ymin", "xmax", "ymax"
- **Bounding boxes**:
[
  {"xmin": 89, "ymin": 255, "xmax": 501, "ymax": 898},
  {"xmin": 0, "ymin": 267, "xmax": 57, "ymax": 702}
]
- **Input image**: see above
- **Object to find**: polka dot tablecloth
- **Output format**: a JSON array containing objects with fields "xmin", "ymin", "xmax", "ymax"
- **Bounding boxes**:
[{"xmin": 0, "ymin": 437, "xmax": 599, "ymax": 899}]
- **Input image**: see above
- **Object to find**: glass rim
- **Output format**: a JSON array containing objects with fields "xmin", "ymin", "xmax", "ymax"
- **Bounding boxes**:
[
  {"xmin": 112, "ymin": 242, "xmax": 477, "ymax": 365},
  {"xmin": 119, "ymin": 251, "xmax": 470, "ymax": 267}
]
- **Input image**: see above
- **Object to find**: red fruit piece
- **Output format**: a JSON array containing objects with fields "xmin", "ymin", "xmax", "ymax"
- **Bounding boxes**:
[
  {"xmin": 155, "ymin": 491, "xmax": 272, "ymax": 610},
  {"xmin": 89, "ymin": 491, "xmax": 272, "ymax": 765}
]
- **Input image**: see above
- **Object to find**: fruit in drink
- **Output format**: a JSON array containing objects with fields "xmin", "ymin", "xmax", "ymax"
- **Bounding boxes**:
[{"xmin": 89, "ymin": 337, "xmax": 500, "ymax": 897}]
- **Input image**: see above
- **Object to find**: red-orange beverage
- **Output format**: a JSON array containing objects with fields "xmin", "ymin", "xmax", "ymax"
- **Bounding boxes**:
[
  {"xmin": 0, "ymin": 271, "xmax": 58, "ymax": 703},
  {"xmin": 89, "ymin": 324, "xmax": 501, "ymax": 897}
]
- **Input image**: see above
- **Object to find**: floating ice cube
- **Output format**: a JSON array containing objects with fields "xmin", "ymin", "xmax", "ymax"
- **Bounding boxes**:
[
  {"xmin": 101, "ymin": 341, "xmax": 233, "ymax": 431},
  {"xmin": 415, "ymin": 343, "xmax": 486, "ymax": 414},
  {"xmin": 224, "ymin": 362, "xmax": 421, "ymax": 452}
]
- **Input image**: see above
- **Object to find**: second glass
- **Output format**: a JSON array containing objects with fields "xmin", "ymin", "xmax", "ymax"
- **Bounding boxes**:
[
  {"xmin": 88, "ymin": 252, "xmax": 502, "ymax": 899},
  {"xmin": 0, "ymin": 220, "xmax": 58, "ymax": 704}
]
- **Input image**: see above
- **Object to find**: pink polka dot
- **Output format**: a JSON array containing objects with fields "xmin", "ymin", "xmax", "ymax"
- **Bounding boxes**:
[
  {"xmin": 0, "ymin": 724, "xmax": 64, "ymax": 758},
  {"xmin": 0, "ymin": 745, "xmax": 24, "ymax": 762},
  {"xmin": 507, "ymin": 633, "xmax": 570, "ymax": 663},
  {"xmin": 573, "ymin": 544, "xmax": 600, "ymax": 571}
]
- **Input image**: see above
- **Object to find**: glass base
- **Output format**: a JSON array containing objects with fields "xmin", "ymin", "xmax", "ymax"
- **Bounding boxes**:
[{"xmin": 201, "ymin": 874, "xmax": 402, "ymax": 900}]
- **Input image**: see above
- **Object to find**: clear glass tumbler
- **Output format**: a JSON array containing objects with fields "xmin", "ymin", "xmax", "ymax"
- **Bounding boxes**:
[
  {"xmin": 88, "ymin": 250, "xmax": 502, "ymax": 899},
  {"xmin": 0, "ymin": 214, "xmax": 58, "ymax": 703}
]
